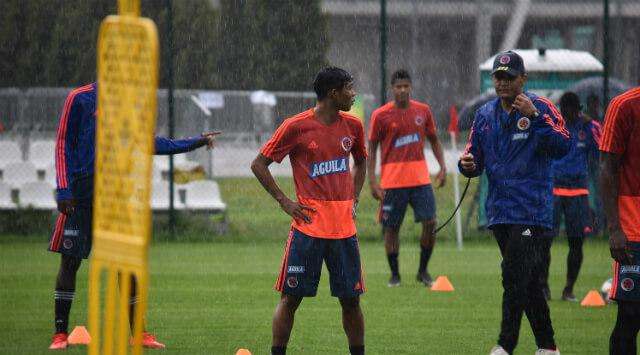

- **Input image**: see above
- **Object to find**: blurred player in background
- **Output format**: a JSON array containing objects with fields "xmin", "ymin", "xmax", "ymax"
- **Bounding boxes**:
[
  {"xmin": 599, "ymin": 87, "xmax": 640, "ymax": 354},
  {"xmin": 367, "ymin": 69, "xmax": 446, "ymax": 287},
  {"xmin": 48, "ymin": 82, "xmax": 219, "ymax": 350},
  {"xmin": 458, "ymin": 51, "xmax": 569, "ymax": 355},
  {"xmin": 251, "ymin": 67, "xmax": 367, "ymax": 355},
  {"xmin": 540, "ymin": 92, "xmax": 601, "ymax": 302}
]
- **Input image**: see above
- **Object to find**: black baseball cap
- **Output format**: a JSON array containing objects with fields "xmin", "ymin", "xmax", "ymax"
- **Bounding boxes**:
[{"xmin": 491, "ymin": 50, "xmax": 525, "ymax": 77}]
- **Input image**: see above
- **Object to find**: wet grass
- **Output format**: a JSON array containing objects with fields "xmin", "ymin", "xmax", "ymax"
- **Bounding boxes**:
[{"xmin": 0, "ymin": 177, "xmax": 615, "ymax": 354}]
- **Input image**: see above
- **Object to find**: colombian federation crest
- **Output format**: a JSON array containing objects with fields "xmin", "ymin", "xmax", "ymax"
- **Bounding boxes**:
[
  {"xmin": 341, "ymin": 136, "xmax": 353, "ymax": 152},
  {"xmin": 517, "ymin": 117, "xmax": 531, "ymax": 131},
  {"xmin": 621, "ymin": 278, "xmax": 635, "ymax": 292},
  {"xmin": 415, "ymin": 116, "xmax": 424, "ymax": 126}
]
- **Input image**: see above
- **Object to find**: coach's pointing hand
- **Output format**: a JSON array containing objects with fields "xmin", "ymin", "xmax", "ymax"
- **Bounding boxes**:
[
  {"xmin": 459, "ymin": 153, "xmax": 476, "ymax": 173},
  {"xmin": 279, "ymin": 197, "xmax": 316, "ymax": 224},
  {"xmin": 201, "ymin": 131, "xmax": 222, "ymax": 150}
]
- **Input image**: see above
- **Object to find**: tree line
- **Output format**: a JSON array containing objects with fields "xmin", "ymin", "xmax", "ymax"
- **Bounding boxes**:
[{"xmin": 0, "ymin": 0, "xmax": 328, "ymax": 91}]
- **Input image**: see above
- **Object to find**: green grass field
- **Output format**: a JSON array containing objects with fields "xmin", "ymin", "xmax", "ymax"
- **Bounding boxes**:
[{"xmin": 0, "ymin": 178, "xmax": 616, "ymax": 354}]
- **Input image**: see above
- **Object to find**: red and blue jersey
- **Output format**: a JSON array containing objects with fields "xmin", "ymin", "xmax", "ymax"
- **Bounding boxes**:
[
  {"xmin": 459, "ymin": 92, "xmax": 571, "ymax": 229},
  {"xmin": 551, "ymin": 117, "xmax": 601, "ymax": 195},
  {"xmin": 55, "ymin": 83, "xmax": 204, "ymax": 201}
]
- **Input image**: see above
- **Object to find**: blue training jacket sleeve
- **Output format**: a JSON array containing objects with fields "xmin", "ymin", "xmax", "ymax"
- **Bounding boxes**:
[
  {"xmin": 533, "ymin": 98, "xmax": 571, "ymax": 159},
  {"xmin": 55, "ymin": 93, "xmax": 82, "ymax": 201},
  {"xmin": 458, "ymin": 112, "xmax": 484, "ymax": 178},
  {"xmin": 153, "ymin": 136, "xmax": 205, "ymax": 155}
]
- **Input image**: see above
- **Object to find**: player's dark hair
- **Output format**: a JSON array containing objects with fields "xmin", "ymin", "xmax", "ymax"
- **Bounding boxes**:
[
  {"xmin": 559, "ymin": 91, "xmax": 582, "ymax": 111},
  {"xmin": 313, "ymin": 67, "xmax": 353, "ymax": 100},
  {"xmin": 391, "ymin": 69, "xmax": 411, "ymax": 85}
]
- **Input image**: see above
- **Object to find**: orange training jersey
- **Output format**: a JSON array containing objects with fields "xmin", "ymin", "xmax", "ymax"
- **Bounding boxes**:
[
  {"xmin": 600, "ymin": 87, "xmax": 640, "ymax": 241},
  {"xmin": 369, "ymin": 100, "xmax": 436, "ymax": 189},
  {"xmin": 261, "ymin": 109, "xmax": 367, "ymax": 239}
]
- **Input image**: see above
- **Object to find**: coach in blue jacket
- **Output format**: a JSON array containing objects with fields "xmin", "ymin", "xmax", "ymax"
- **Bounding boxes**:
[{"xmin": 459, "ymin": 51, "xmax": 570, "ymax": 355}]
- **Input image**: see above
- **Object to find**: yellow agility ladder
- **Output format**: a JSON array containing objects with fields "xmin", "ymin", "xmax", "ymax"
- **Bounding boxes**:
[{"xmin": 89, "ymin": 0, "xmax": 158, "ymax": 354}]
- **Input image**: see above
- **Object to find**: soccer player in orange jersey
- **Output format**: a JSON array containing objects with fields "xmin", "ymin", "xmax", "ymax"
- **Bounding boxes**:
[
  {"xmin": 368, "ymin": 70, "xmax": 446, "ymax": 287},
  {"xmin": 600, "ymin": 87, "xmax": 640, "ymax": 354},
  {"xmin": 251, "ymin": 67, "xmax": 367, "ymax": 355}
]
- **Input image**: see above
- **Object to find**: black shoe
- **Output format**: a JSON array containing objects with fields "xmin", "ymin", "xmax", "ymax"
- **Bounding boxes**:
[
  {"xmin": 388, "ymin": 274, "xmax": 401, "ymax": 287},
  {"xmin": 561, "ymin": 288, "xmax": 577, "ymax": 302},
  {"xmin": 542, "ymin": 286, "xmax": 551, "ymax": 301},
  {"xmin": 416, "ymin": 271, "xmax": 433, "ymax": 287}
]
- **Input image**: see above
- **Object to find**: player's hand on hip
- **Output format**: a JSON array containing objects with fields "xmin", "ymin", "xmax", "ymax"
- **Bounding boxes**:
[
  {"xmin": 57, "ymin": 199, "xmax": 75, "ymax": 215},
  {"xmin": 279, "ymin": 198, "xmax": 316, "ymax": 224},
  {"xmin": 435, "ymin": 168, "xmax": 447, "ymax": 188},
  {"xmin": 459, "ymin": 153, "xmax": 476, "ymax": 172},
  {"xmin": 201, "ymin": 131, "xmax": 222, "ymax": 150},
  {"xmin": 610, "ymin": 229, "xmax": 634, "ymax": 265},
  {"xmin": 512, "ymin": 93, "xmax": 537, "ymax": 118},
  {"xmin": 370, "ymin": 183, "xmax": 385, "ymax": 201}
]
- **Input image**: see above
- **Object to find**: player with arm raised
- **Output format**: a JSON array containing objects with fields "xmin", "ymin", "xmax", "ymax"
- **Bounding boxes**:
[
  {"xmin": 367, "ymin": 69, "xmax": 446, "ymax": 287},
  {"xmin": 251, "ymin": 67, "xmax": 367, "ymax": 355},
  {"xmin": 48, "ymin": 82, "xmax": 219, "ymax": 350}
]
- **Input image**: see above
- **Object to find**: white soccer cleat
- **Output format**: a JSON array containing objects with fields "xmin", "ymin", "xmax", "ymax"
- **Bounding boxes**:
[
  {"xmin": 535, "ymin": 349, "xmax": 560, "ymax": 355},
  {"xmin": 490, "ymin": 345, "xmax": 509, "ymax": 355}
]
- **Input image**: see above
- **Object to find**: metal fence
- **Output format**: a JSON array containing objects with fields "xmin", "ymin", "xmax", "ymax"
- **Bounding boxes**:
[{"xmin": 0, "ymin": 87, "xmax": 376, "ymax": 177}]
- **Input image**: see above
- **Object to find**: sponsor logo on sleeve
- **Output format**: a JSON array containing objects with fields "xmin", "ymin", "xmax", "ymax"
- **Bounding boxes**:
[
  {"xmin": 394, "ymin": 133, "xmax": 420, "ymax": 148},
  {"xmin": 414, "ymin": 116, "xmax": 424, "ymax": 125},
  {"xmin": 309, "ymin": 157, "xmax": 349, "ymax": 178},
  {"xmin": 63, "ymin": 229, "xmax": 80, "ymax": 237}
]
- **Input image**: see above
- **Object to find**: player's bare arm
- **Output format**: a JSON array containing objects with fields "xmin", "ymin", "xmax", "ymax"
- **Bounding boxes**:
[
  {"xmin": 366, "ymin": 140, "xmax": 384, "ymax": 200},
  {"xmin": 426, "ymin": 133, "xmax": 447, "ymax": 187},
  {"xmin": 600, "ymin": 152, "xmax": 632, "ymax": 264},
  {"xmin": 251, "ymin": 153, "xmax": 315, "ymax": 224},
  {"xmin": 352, "ymin": 156, "xmax": 366, "ymax": 203}
]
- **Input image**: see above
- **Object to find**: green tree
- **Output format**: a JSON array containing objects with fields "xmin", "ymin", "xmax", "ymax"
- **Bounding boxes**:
[{"xmin": 216, "ymin": 0, "xmax": 328, "ymax": 91}]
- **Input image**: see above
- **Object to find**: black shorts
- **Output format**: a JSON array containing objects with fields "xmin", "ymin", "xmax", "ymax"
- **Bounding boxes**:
[
  {"xmin": 275, "ymin": 228, "xmax": 365, "ymax": 298},
  {"xmin": 48, "ymin": 175, "xmax": 93, "ymax": 259},
  {"xmin": 611, "ymin": 243, "xmax": 640, "ymax": 302},
  {"xmin": 379, "ymin": 184, "xmax": 436, "ymax": 229},
  {"xmin": 552, "ymin": 194, "xmax": 592, "ymax": 238}
]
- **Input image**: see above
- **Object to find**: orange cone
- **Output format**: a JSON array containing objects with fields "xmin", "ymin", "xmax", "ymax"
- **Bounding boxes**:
[
  {"xmin": 67, "ymin": 325, "xmax": 91, "ymax": 345},
  {"xmin": 236, "ymin": 349, "xmax": 252, "ymax": 355},
  {"xmin": 430, "ymin": 276, "xmax": 454, "ymax": 292},
  {"xmin": 581, "ymin": 290, "xmax": 606, "ymax": 307}
]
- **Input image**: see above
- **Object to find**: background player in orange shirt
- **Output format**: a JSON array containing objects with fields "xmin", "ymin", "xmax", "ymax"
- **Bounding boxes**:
[
  {"xmin": 251, "ymin": 67, "xmax": 367, "ymax": 355},
  {"xmin": 368, "ymin": 70, "xmax": 446, "ymax": 287},
  {"xmin": 599, "ymin": 87, "xmax": 640, "ymax": 354}
]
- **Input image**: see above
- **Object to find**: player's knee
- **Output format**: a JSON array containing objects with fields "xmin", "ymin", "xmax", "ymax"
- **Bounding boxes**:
[
  {"xmin": 339, "ymin": 296, "xmax": 360, "ymax": 311},
  {"xmin": 279, "ymin": 294, "xmax": 302, "ymax": 312},
  {"xmin": 422, "ymin": 219, "xmax": 436, "ymax": 229},
  {"xmin": 61, "ymin": 255, "xmax": 82, "ymax": 273}
]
